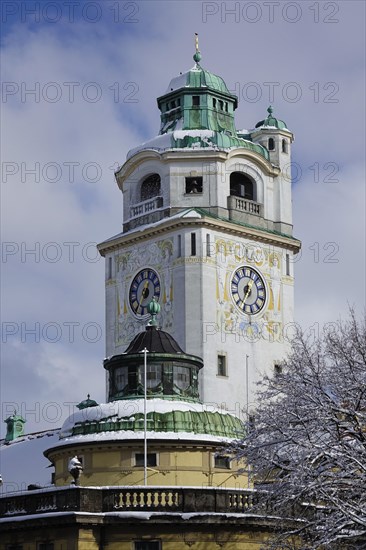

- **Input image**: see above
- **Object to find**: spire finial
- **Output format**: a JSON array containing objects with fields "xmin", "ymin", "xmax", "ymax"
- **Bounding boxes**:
[
  {"xmin": 146, "ymin": 296, "xmax": 161, "ymax": 328},
  {"xmin": 267, "ymin": 105, "xmax": 273, "ymax": 115},
  {"xmin": 193, "ymin": 33, "xmax": 202, "ymax": 64}
]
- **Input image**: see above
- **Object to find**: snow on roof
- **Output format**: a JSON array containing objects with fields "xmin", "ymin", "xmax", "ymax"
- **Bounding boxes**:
[
  {"xmin": 0, "ymin": 430, "xmax": 59, "ymax": 494},
  {"xmin": 253, "ymin": 124, "xmax": 291, "ymax": 132},
  {"xmin": 100, "ymin": 208, "xmax": 202, "ymax": 243},
  {"xmin": 0, "ymin": 510, "xmax": 281, "ymax": 524},
  {"xmin": 173, "ymin": 129, "xmax": 214, "ymax": 139},
  {"xmin": 126, "ymin": 129, "xmax": 216, "ymax": 160},
  {"xmin": 60, "ymin": 398, "xmax": 238, "ymax": 438},
  {"xmin": 127, "ymin": 133, "xmax": 172, "ymax": 159},
  {"xmin": 50, "ymin": 430, "xmax": 235, "ymax": 450},
  {"xmin": 165, "ymin": 71, "xmax": 190, "ymax": 93}
]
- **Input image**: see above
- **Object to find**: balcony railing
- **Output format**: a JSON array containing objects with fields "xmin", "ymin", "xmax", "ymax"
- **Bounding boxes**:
[
  {"xmin": 0, "ymin": 486, "xmax": 261, "ymax": 518},
  {"xmin": 227, "ymin": 195, "xmax": 262, "ymax": 217},
  {"xmin": 130, "ymin": 196, "xmax": 163, "ymax": 220}
]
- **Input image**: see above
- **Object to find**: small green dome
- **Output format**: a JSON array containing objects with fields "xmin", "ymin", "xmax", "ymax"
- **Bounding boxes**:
[
  {"xmin": 255, "ymin": 105, "xmax": 288, "ymax": 130},
  {"xmin": 76, "ymin": 394, "xmax": 99, "ymax": 410}
]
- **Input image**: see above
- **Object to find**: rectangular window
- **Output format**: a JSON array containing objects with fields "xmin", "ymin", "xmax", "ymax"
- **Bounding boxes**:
[
  {"xmin": 177, "ymin": 235, "xmax": 182, "ymax": 257},
  {"xmin": 185, "ymin": 176, "xmax": 202, "ymax": 194},
  {"xmin": 146, "ymin": 364, "xmax": 162, "ymax": 388},
  {"xmin": 128, "ymin": 368, "xmax": 138, "ymax": 393},
  {"xmin": 206, "ymin": 233, "xmax": 211, "ymax": 257},
  {"xmin": 191, "ymin": 233, "xmax": 196, "ymax": 256},
  {"xmin": 134, "ymin": 542, "xmax": 161, "ymax": 550},
  {"xmin": 107, "ymin": 256, "xmax": 113, "ymax": 279},
  {"xmin": 213, "ymin": 98, "xmax": 217, "ymax": 108},
  {"xmin": 135, "ymin": 453, "xmax": 157, "ymax": 467},
  {"xmin": 115, "ymin": 367, "xmax": 128, "ymax": 391},
  {"xmin": 173, "ymin": 366, "xmax": 190, "ymax": 390},
  {"xmin": 192, "ymin": 95, "xmax": 200, "ymax": 106},
  {"xmin": 219, "ymin": 100, "xmax": 224, "ymax": 110},
  {"xmin": 214, "ymin": 455, "xmax": 231, "ymax": 469},
  {"xmin": 286, "ymin": 253, "xmax": 290, "ymax": 276},
  {"xmin": 217, "ymin": 354, "xmax": 227, "ymax": 377}
]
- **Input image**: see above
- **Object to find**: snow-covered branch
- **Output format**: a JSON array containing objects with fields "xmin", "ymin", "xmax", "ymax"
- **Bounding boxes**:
[{"xmin": 229, "ymin": 310, "xmax": 366, "ymax": 549}]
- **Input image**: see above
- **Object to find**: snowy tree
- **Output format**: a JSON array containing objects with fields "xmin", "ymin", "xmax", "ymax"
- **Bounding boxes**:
[{"xmin": 231, "ymin": 311, "xmax": 366, "ymax": 549}]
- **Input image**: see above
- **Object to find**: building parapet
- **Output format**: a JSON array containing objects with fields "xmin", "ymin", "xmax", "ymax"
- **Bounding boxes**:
[{"xmin": 0, "ymin": 486, "xmax": 262, "ymax": 518}]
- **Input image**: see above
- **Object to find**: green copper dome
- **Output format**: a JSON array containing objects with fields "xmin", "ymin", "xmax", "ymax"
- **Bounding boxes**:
[
  {"xmin": 165, "ymin": 65, "xmax": 234, "ymax": 100},
  {"xmin": 76, "ymin": 394, "xmax": 99, "ymax": 410},
  {"xmin": 126, "ymin": 49, "xmax": 272, "ymax": 162},
  {"xmin": 255, "ymin": 105, "xmax": 288, "ymax": 130},
  {"xmin": 156, "ymin": 46, "xmax": 240, "ymax": 143}
]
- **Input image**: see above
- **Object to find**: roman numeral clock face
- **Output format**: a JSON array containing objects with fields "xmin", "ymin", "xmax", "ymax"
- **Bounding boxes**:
[
  {"xmin": 231, "ymin": 266, "xmax": 267, "ymax": 315},
  {"xmin": 129, "ymin": 268, "xmax": 161, "ymax": 317}
]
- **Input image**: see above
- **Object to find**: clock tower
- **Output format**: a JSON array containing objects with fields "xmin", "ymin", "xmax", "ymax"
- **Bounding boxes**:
[{"xmin": 98, "ymin": 42, "xmax": 301, "ymax": 415}]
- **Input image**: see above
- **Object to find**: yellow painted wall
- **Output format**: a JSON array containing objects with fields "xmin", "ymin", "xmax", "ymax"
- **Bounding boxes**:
[
  {"xmin": 0, "ymin": 527, "xmax": 77, "ymax": 550},
  {"xmin": 49, "ymin": 442, "xmax": 250, "ymax": 489},
  {"xmin": 0, "ymin": 526, "xmax": 274, "ymax": 550}
]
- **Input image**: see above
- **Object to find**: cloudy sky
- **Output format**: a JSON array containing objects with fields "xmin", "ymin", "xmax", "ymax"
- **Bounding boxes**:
[{"xmin": 1, "ymin": 0, "xmax": 365, "ymax": 437}]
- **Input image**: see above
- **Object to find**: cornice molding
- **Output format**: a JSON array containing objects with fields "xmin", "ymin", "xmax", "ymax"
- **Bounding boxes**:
[{"xmin": 98, "ymin": 215, "xmax": 301, "ymax": 255}]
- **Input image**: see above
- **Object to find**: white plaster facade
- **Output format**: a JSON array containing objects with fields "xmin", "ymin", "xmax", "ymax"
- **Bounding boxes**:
[{"xmin": 99, "ymin": 141, "xmax": 300, "ymax": 417}]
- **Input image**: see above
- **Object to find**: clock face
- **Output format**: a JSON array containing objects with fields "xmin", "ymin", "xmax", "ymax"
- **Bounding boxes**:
[
  {"xmin": 129, "ymin": 268, "xmax": 161, "ymax": 317},
  {"xmin": 230, "ymin": 266, "xmax": 267, "ymax": 315}
]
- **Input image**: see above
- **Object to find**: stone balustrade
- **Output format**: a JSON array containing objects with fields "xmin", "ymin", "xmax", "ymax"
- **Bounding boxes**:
[
  {"xmin": 0, "ymin": 486, "xmax": 260, "ymax": 518},
  {"xmin": 130, "ymin": 196, "xmax": 163, "ymax": 219},
  {"xmin": 227, "ymin": 195, "xmax": 262, "ymax": 216}
]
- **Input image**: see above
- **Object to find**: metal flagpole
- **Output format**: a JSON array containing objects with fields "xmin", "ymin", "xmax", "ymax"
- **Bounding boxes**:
[
  {"xmin": 246, "ymin": 354, "xmax": 249, "ymax": 420},
  {"xmin": 246, "ymin": 354, "xmax": 250, "ymax": 488},
  {"xmin": 143, "ymin": 347, "xmax": 148, "ymax": 486}
]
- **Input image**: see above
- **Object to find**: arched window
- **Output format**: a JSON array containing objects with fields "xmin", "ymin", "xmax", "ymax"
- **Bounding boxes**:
[
  {"xmin": 140, "ymin": 174, "xmax": 161, "ymax": 201},
  {"xmin": 230, "ymin": 172, "xmax": 255, "ymax": 201},
  {"xmin": 282, "ymin": 139, "xmax": 288, "ymax": 153},
  {"xmin": 268, "ymin": 138, "xmax": 275, "ymax": 151}
]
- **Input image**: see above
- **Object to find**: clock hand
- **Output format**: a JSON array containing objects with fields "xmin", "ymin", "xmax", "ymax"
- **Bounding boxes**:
[
  {"xmin": 243, "ymin": 279, "xmax": 254, "ymax": 304},
  {"xmin": 137, "ymin": 280, "xmax": 149, "ymax": 312}
]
